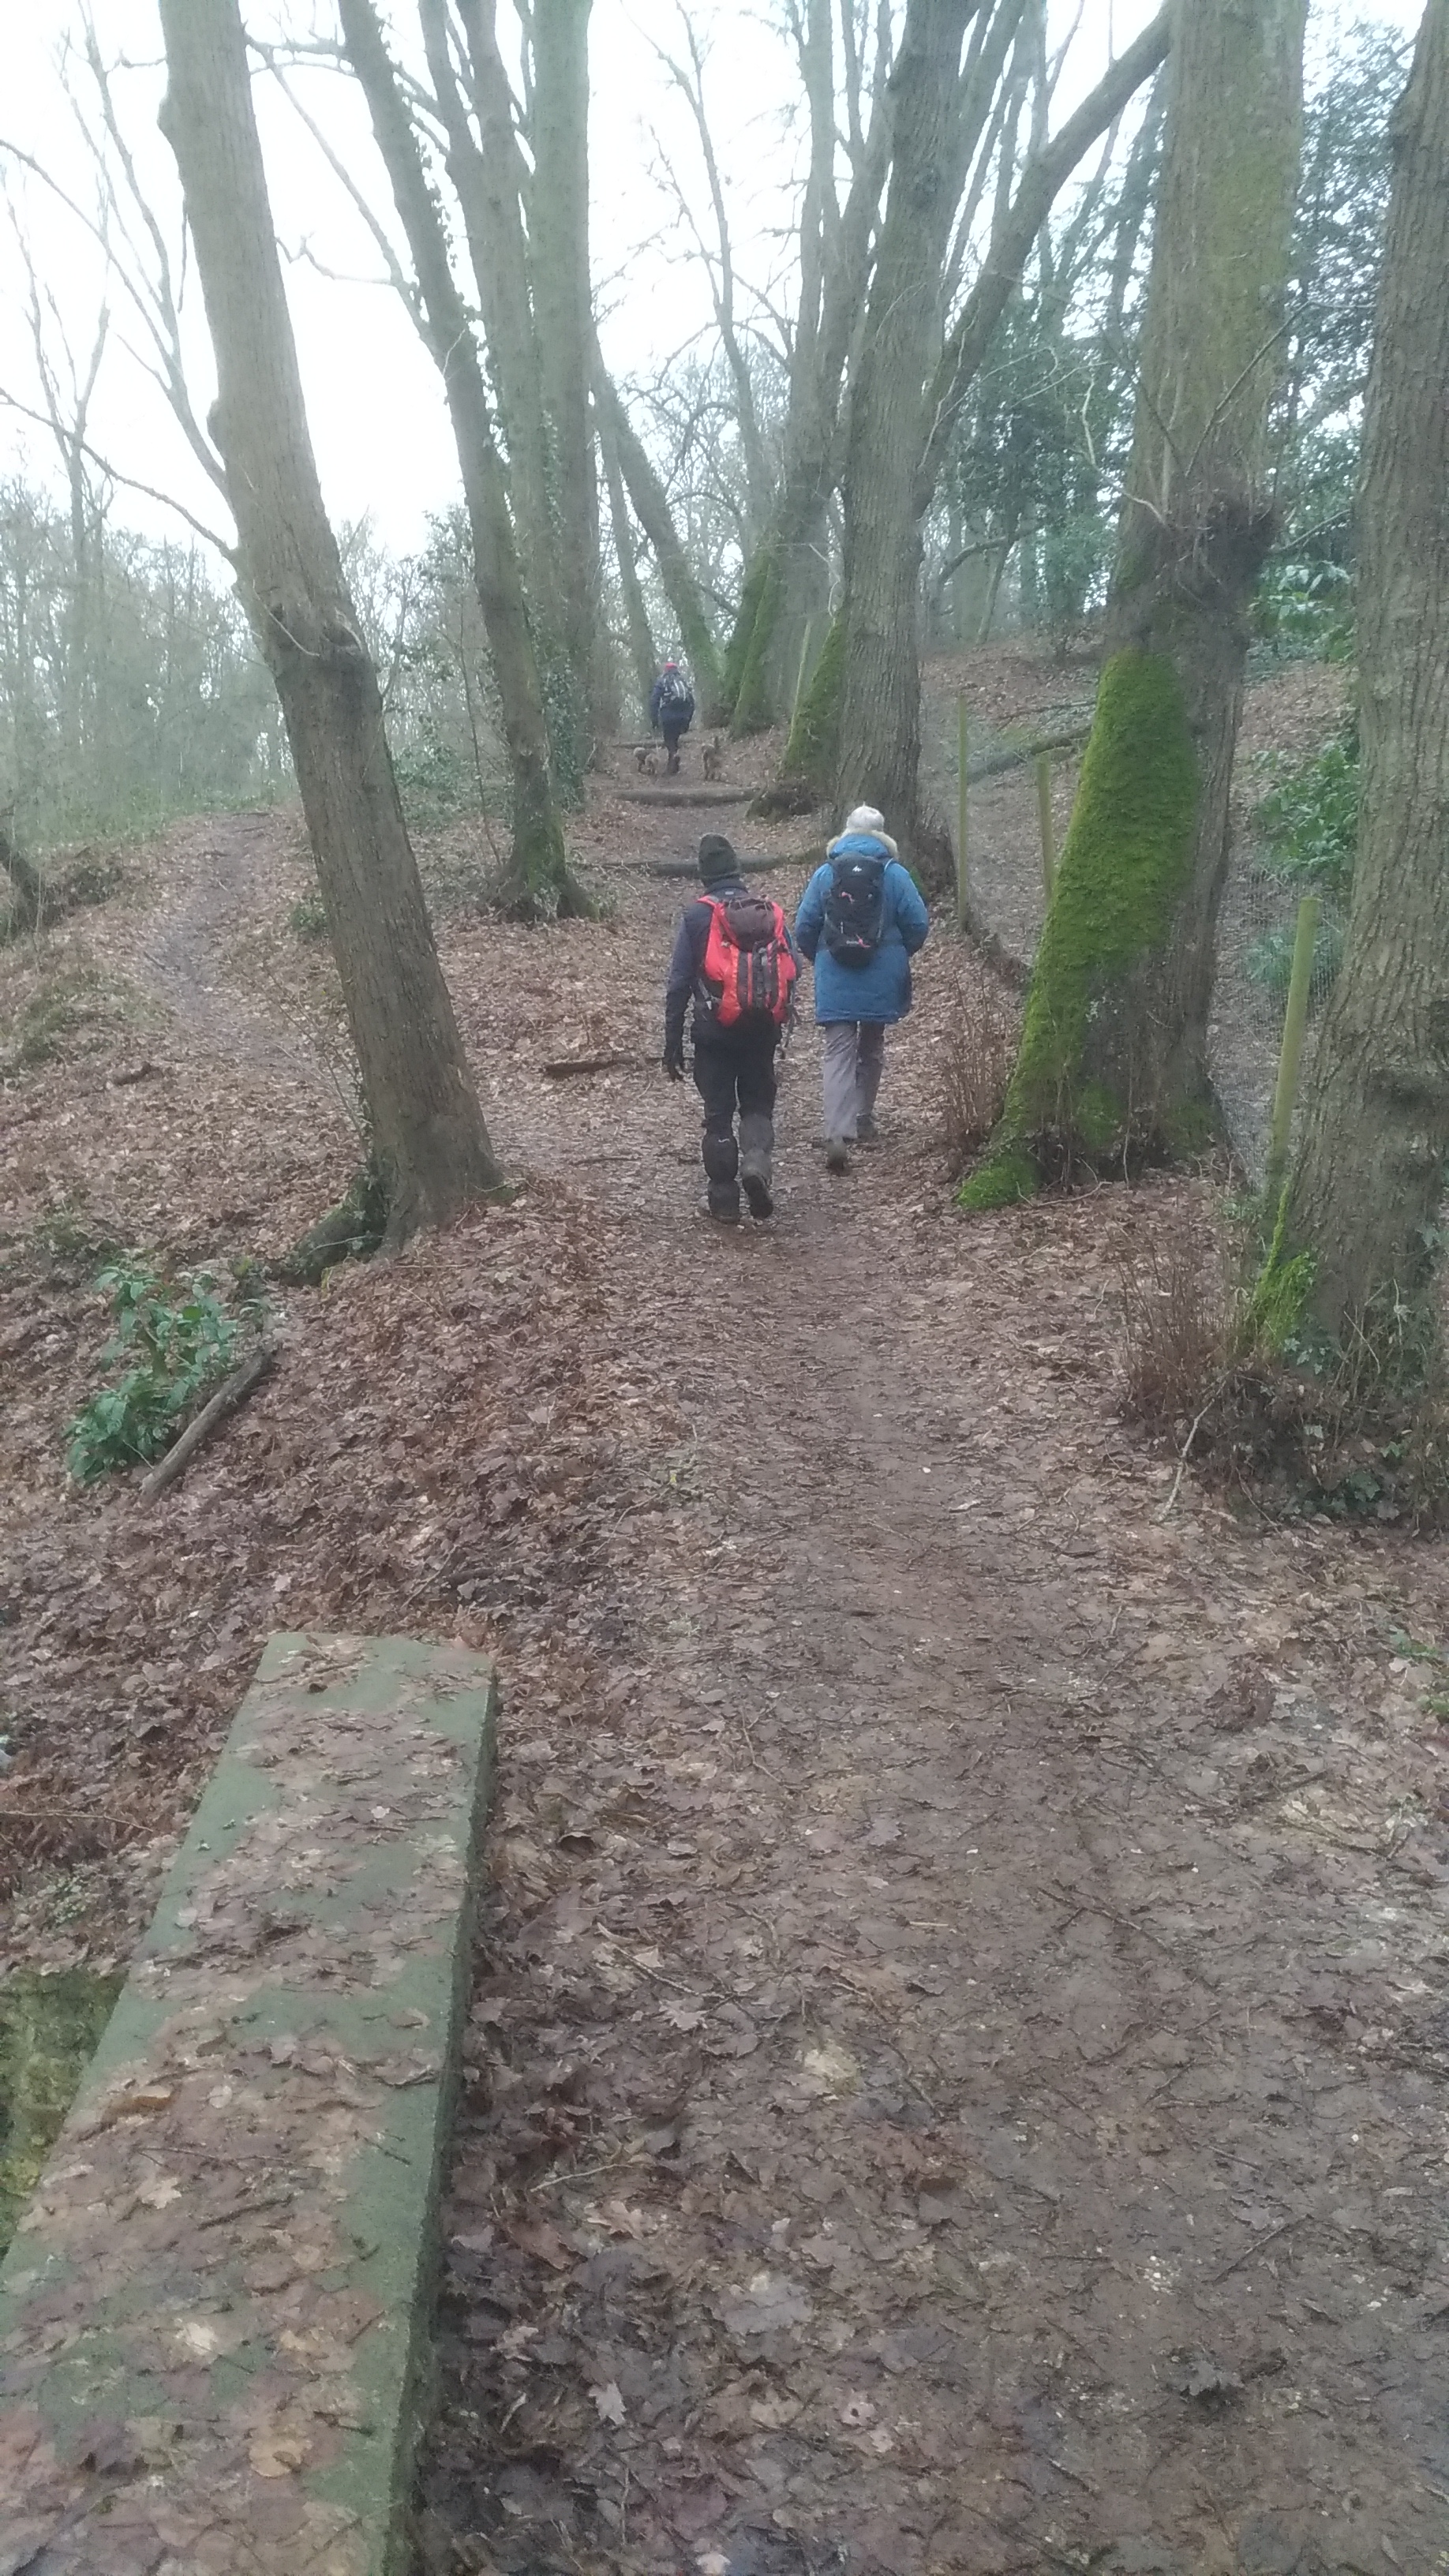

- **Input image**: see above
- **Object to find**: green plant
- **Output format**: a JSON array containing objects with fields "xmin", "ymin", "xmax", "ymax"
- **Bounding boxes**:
[
  {"xmin": 288, "ymin": 893, "xmax": 329, "ymax": 940},
  {"xmin": 1252, "ymin": 559, "xmax": 1354, "ymax": 661},
  {"xmin": 1253, "ymin": 731, "xmax": 1359, "ymax": 897},
  {"xmin": 5, "ymin": 967, "xmax": 107, "ymax": 1070},
  {"xmin": 66, "ymin": 1256, "xmax": 249, "ymax": 1481},
  {"xmin": 1245, "ymin": 913, "xmax": 1345, "ymax": 998}
]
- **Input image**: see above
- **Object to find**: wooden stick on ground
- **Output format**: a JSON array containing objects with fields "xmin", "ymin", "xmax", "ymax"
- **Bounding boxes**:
[
  {"xmin": 541, "ymin": 1054, "xmax": 651, "ymax": 1077},
  {"xmin": 139, "ymin": 1342, "xmax": 275, "ymax": 1504}
]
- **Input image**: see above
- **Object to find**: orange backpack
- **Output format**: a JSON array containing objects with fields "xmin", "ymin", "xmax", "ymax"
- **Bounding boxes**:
[{"xmin": 698, "ymin": 891, "xmax": 797, "ymax": 1030}]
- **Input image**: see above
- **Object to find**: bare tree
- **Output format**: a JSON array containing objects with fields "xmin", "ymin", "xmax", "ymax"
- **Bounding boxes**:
[
  {"xmin": 332, "ymin": 0, "xmax": 582, "ymax": 916},
  {"xmin": 156, "ymin": 0, "xmax": 503, "ymax": 1238},
  {"xmin": 1283, "ymin": 0, "xmax": 1449, "ymax": 1340}
]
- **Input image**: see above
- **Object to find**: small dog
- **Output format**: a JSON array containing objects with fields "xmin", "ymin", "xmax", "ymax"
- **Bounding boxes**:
[
  {"xmin": 635, "ymin": 744, "xmax": 658, "ymax": 777},
  {"xmin": 702, "ymin": 736, "xmax": 724, "ymax": 781}
]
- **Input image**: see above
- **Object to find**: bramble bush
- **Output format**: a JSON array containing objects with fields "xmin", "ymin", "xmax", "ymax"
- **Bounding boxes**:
[{"xmin": 66, "ymin": 1256, "xmax": 262, "ymax": 1481}]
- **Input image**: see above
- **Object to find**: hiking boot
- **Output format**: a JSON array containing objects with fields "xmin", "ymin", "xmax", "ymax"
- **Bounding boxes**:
[
  {"xmin": 825, "ymin": 1136, "xmax": 849, "ymax": 1175},
  {"xmin": 666, "ymin": 747, "xmax": 680, "ymax": 776},
  {"xmin": 856, "ymin": 1113, "xmax": 880, "ymax": 1144},
  {"xmin": 739, "ymin": 1112, "xmax": 774, "ymax": 1220},
  {"xmin": 707, "ymin": 1182, "xmax": 741, "ymax": 1223}
]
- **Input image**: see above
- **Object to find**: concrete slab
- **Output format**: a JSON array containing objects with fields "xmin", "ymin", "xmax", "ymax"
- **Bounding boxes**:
[{"xmin": 0, "ymin": 1630, "xmax": 496, "ymax": 2575}]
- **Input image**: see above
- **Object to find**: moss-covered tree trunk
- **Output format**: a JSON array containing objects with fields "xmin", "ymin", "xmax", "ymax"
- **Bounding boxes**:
[
  {"xmin": 158, "ymin": 0, "xmax": 504, "ymax": 1241},
  {"xmin": 599, "ymin": 410, "xmax": 657, "ymax": 726},
  {"xmin": 964, "ymin": 0, "xmax": 1306, "ymax": 1208},
  {"xmin": 1281, "ymin": 2, "xmax": 1449, "ymax": 1342},
  {"xmin": 339, "ymin": 0, "xmax": 582, "ymax": 919}
]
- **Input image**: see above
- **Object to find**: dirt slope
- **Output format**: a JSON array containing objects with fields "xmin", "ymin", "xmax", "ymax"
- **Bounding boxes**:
[{"xmin": 2, "ymin": 690, "xmax": 1449, "ymax": 2573}]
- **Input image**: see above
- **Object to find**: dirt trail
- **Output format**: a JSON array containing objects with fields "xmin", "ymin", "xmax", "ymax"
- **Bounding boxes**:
[
  {"xmin": 6, "ymin": 750, "xmax": 1449, "ymax": 2574},
  {"xmin": 413, "ymin": 803, "xmax": 1449, "ymax": 2575},
  {"xmin": 134, "ymin": 808, "xmax": 335, "ymax": 1088}
]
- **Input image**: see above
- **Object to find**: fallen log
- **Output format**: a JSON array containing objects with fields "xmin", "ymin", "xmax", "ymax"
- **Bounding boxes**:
[
  {"xmin": 965, "ymin": 717, "xmax": 1091, "ymax": 784},
  {"xmin": 646, "ymin": 850, "xmax": 819, "ymax": 878},
  {"xmin": 541, "ymin": 1053, "xmax": 650, "ymax": 1076},
  {"xmin": 139, "ymin": 1342, "xmax": 274, "ymax": 1503},
  {"xmin": 616, "ymin": 786, "xmax": 754, "ymax": 807}
]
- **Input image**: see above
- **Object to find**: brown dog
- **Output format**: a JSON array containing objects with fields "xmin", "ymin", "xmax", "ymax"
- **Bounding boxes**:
[{"xmin": 702, "ymin": 736, "xmax": 724, "ymax": 781}]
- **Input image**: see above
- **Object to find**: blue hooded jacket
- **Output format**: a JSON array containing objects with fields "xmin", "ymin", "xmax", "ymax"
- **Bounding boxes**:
[{"xmin": 793, "ymin": 836, "xmax": 930, "ymax": 1024}]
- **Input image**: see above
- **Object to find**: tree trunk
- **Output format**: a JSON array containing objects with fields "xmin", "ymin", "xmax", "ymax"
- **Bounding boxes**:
[
  {"xmin": 337, "ymin": 0, "xmax": 581, "ymax": 919},
  {"xmin": 421, "ymin": 2, "xmax": 552, "ymax": 612},
  {"xmin": 1283, "ymin": 1, "xmax": 1449, "ymax": 1341},
  {"xmin": 598, "ymin": 411, "xmax": 657, "ymax": 724},
  {"xmin": 833, "ymin": 0, "xmax": 980, "ymax": 842},
  {"xmin": 725, "ymin": 0, "xmax": 896, "ymax": 736},
  {"xmin": 156, "ymin": 0, "xmax": 503, "ymax": 1237},
  {"xmin": 530, "ymin": 0, "xmax": 598, "ymax": 745},
  {"xmin": 594, "ymin": 363, "xmax": 726, "ymax": 721},
  {"xmin": 963, "ymin": 0, "xmax": 1305, "ymax": 1209}
]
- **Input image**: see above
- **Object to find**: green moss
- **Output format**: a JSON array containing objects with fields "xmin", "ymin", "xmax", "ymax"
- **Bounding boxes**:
[
  {"xmin": 277, "ymin": 1160, "xmax": 389, "ymax": 1286},
  {"xmin": 957, "ymin": 1145, "xmax": 1039, "ymax": 1211},
  {"xmin": 1163, "ymin": 1095, "xmax": 1220, "ymax": 1159},
  {"xmin": 730, "ymin": 547, "xmax": 784, "ymax": 737},
  {"xmin": 1, "ymin": 1971, "xmax": 123, "ymax": 2252},
  {"xmin": 779, "ymin": 608, "xmax": 845, "ymax": 798},
  {"xmin": 1241, "ymin": 1186, "xmax": 1316, "ymax": 1356},
  {"xmin": 721, "ymin": 549, "xmax": 772, "ymax": 726},
  {"xmin": 994, "ymin": 648, "xmax": 1200, "ymax": 1175}
]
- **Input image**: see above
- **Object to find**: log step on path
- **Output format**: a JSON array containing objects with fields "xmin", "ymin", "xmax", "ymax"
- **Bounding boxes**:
[
  {"xmin": 616, "ymin": 785, "xmax": 754, "ymax": 807},
  {"xmin": 0, "ymin": 1630, "xmax": 496, "ymax": 2576}
]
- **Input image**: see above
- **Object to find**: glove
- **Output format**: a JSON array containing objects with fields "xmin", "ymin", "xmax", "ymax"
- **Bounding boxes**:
[{"xmin": 662, "ymin": 1046, "xmax": 686, "ymax": 1083}]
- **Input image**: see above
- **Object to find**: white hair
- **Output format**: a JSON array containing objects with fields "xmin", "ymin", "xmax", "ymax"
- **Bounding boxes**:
[{"xmin": 844, "ymin": 803, "xmax": 887, "ymax": 834}]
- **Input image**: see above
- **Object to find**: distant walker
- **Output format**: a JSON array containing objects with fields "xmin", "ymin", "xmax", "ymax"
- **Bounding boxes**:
[{"xmin": 650, "ymin": 661, "xmax": 695, "ymax": 776}]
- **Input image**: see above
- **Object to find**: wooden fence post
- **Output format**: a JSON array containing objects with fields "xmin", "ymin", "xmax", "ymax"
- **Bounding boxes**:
[
  {"xmin": 790, "ymin": 617, "xmax": 818, "ymax": 739},
  {"xmin": 1266, "ymin": 893, "xmax": 1320, "ymax": 1190},
  {"xmin": 1035, "ymin": 751, "xmax": 1056, "ymax": 905},
  {"xmin": 955, "ymin": 695, "xmax": 969, "ymax": 932}
]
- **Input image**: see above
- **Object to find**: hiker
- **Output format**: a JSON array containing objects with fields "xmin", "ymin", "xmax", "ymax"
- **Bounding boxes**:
[
  {"xmin": 650, "ymin": 661, "xmax": 695, "ymax": 774},
  {"xmin": 792, "ymin": 805, "xmax": 930, "ymax": 1174},
  {"xmin": 663, "ymin": 833, "xmax": 798, "ymax": 1224}
]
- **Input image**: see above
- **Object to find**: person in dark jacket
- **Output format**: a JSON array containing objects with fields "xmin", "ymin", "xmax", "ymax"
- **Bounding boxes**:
[
  {"xmin": 650, "ymin": 661, "xmax": 695, "ymax": 773},
  {"xmin": 663, "ymin": 833, "xmax": 795, "ymax": 1223}
]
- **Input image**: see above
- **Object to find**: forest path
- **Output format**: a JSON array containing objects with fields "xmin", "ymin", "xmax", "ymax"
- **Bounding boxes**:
[
  {"xmin": 133, "ymin": 805, "xmax": 336, "ymax": 1089},
  {"xmin": 5, "ymin": 770, "xmax": 1448, "ymax": 2575},
  {"xmin": 410, "ymin": 794, "xmax": 1449, "ymax": 2575}
]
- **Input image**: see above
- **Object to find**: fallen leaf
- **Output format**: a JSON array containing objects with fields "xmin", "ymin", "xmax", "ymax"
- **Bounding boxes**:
[
  {"xmin": 591, "ymin": 2379, "xmax": 627, "ymax": 2425},
  {"xmin": 799, "ymin": 2041, "xmax": 859, "ymax": 2095},
  {"xmin": 661, "ymin": 1998, "xmax": 706, "ymax": 2033},
  {"xmin": 506, "ymin": 2216, "xmax": 575, "ymax": 2271},
  {"xmin": 249, "ymin": 2431, "xmax": 310, "ymax": 2477},
  {"xmin": 136, "ymin": 2175, "xmax": 182, "ymax": 2210}
]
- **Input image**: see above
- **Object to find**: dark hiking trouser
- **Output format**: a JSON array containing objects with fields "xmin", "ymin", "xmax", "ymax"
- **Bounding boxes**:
[
  {"xmin": 692, "ymin": 1024, "xmax": 777, "ymax": 1215},
  {"xmin": 661, "ymin": 716, "xmax": 690, "ymax": 773}
]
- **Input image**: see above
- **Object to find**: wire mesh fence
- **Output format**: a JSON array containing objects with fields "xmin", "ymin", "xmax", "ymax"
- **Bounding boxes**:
[{"xmin": 919, "ymin": 663, "xmax": 1345, "ymax": 1186}]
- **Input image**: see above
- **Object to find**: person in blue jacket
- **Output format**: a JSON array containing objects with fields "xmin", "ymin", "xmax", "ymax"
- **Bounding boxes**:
[{"xmin": 792, "ymin": 805, "xmax": 930, "ymax": 1173}]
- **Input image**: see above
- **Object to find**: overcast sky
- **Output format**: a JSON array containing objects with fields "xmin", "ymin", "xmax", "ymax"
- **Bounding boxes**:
[{"xmin": 0, "ymin": 2, "xmax": 1421, "ymax": 572}]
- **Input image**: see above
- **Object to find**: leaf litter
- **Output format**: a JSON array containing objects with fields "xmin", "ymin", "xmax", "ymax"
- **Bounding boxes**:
[{"xmin": 2, "ymin": 653, "xmax": 1449, "ymax": 2573}]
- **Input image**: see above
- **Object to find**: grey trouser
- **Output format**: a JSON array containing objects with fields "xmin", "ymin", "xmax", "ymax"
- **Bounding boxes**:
[{"xmin": 821, "ymin": 1020, "xmax": 886, "ymax": 1140}]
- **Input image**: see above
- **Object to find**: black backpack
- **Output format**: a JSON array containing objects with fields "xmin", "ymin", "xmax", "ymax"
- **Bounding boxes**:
[
  {"xmin": 658, "ymin": 669, "xmax": 690, "ymax": 710},
  {"xmin": 822, "ymin": 850, "xmax": 887, "ymax": 967}
]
